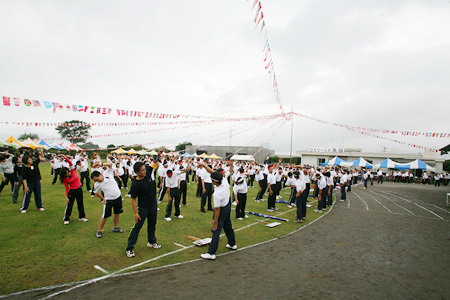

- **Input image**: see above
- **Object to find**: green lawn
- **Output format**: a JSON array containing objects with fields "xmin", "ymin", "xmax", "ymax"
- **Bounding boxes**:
[{"xmin": 0, "ymin": 163, "xmax": 324, "ymax": 295}]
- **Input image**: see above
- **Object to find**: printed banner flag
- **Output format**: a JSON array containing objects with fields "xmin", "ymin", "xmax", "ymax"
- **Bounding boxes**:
[
  {"xmin": 33, "ymin": 100, "xmax": 41, "ymax": 107},
  {"xmin": 3, "ymin": 96, "xmax": 10, "ymax": 106},
  {"xmin": 14, "ymin": 98, "xmax": 20, "ymax": 107},
  {"xmin": 44, "ymin": 101, "xmax": 52, "ymax": 108},
  {"xmin": 24, "ymin": 99, "xmax": 32, "ymax": 106}
]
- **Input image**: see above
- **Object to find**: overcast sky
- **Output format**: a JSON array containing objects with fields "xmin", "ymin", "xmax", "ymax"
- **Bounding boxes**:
[{"xmin": 1, "ymin": 0, "xmax": 449, "ymax": 156}]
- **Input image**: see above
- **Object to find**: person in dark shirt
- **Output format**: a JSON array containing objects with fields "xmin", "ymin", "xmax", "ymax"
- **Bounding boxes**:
[
  {"xmin": 126, "ymin": 160, "xmax": 161, "ymax": 258},
  {"xmin": 12, "ymin": 156, "xmax": 24, "ymax": 204},
  {"xmin": 20, "ymin": 151, "xmax": 45, "ymax": 213}
]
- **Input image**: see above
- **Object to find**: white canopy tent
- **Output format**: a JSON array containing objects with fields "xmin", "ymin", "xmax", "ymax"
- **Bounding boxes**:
[{"xmin": 230, "ymin": 154, "xmax": 255, "ymax": 161}]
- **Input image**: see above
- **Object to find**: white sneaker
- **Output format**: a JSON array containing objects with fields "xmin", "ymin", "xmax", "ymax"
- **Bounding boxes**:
[
  {"xmin": 237, "ymin": 217, "xmax": 243, "ymax": 220},
  {"xmin": 314, "ymin": 209, "xmax": 322, "ymax": 213},
  {"xmin": 226, "ymin": 244, "xmax": 237, "ymax": 250},
  {"xmin": 20, "ymin": 210, "xmax": 26, "ymax": 213},
  {"xmin": 88, "ymin": 190, "xmax": 92, "ymax": 193},
  {"xmin": 157, "ymin": 207, "xmax": 160, "ymax": 210},
  {"xmin": 287, "ymin": 205, "xmax": 292, "ymax": 208},
  {"xmin": 266, "ymin": 209, "xmax": 274, "ymax": 212},
  {"xmin": 201, "ymin": 253, "xmax": 216, "ymax": 260},
  {"xmin": 39, "ymin": 208, "xmax": 45, "ymax": 211},
  {"xmin": 174, "ymin": 215, "xmax": 184, "ymax": 219},
  {"xmin": 79, "ymin": 218, "xmax": 88, "ymax": 222},
  {"xmin": 91, "ymin": 195, "xmax": 95, "ymax": 198},
  {"xmin": 306, "ymin": 204, "xmax": 312, "ymax": 207},
  {"xmin": 164, "ymin": 217, "xmax": 172, "ymax": 221},
  {"xmin": 64, "ymin": 221, "xmax": 69, "ymax": 225},
  {"xmin": 274, "ymin": 207, "xmax": 279, "ymax": 211},
  {"xmin": 125, "ymin": 194, "xmax": 131, "ymax": 197},
  {"xmin": 244, "ymin": 215, "xmax": 249, "ymax": 218},
  {"xmin": 232, "ymin": 201, "xmax": 237, "ymax": 206}
]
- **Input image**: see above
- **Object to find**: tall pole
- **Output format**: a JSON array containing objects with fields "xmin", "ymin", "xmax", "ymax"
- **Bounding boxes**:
[{"xmin": 289, "ymin": 106, "xmax": 293, "ymax": 164}]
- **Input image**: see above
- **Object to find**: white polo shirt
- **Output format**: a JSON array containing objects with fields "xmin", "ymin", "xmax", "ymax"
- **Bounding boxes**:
[
  {"xmin": 93, "ymin": 168, "xmax": 121, "ymax": 200},
  {"xmin": 166, "ymin": 171, "xmax": 181, "ymax": 188},
  {"xmin": 295, "ymin": 178, "xmax": 306, "ymax": 192},
  {"xmin": 213, "ymin": 179, "xmax": 230, "ymax": 208}
]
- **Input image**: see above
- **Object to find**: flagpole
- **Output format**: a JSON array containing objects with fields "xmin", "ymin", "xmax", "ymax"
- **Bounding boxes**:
[{"xmin": 289, "ymin": 106, "xmax": 293, "ymax": 164}]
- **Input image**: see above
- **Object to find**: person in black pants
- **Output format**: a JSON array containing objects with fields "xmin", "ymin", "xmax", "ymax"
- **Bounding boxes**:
[
  {"xmin": 77, "ymin": 157, "xmax": 92, "ymax": 192},
  {"xmin": 179, "ymin": 166, "xmax": 188, "ymax": 206},
  {"xmin": 0, "ymin": 153, "xmax": 15, "ymax": 196},
  {"xmin": 51, "ymin": 156, "xmax": 62, "ymax": 185},
  {"xmin": 126, "ymin": 161, "xmax": 161, "ymax": 258},
  {"xmin": 20, "ymin": 151, "xmax": 45, "ymax": 213}
]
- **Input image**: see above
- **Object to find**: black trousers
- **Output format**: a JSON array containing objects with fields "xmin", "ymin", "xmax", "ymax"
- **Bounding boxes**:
[
  {"xmin": 248, "ymin": 174, "xmax": 255, "ymax": 187},
  {"xmin": 180, "ymin": 180, "xmax": 187, "ymax": 204},
  {"xmin": 158, "ymin": 178, "xmax": 167, "ymax": 202},
  {"xmin": 268, "ymin": 184, "xmax": 277, "ymax": 209},
  {"xmin": 165, "ymin": 188, "xmax": 181, "ymax": 217},
  {"xmin": 126, "ymin": 205, "xmax": 158, "ymax": 251},
  {"xmin": 80, "ymin": 171, "xmax": 91, "ymax": 191},
  {"xmin": 52, "ymin": 168, "xmax": 61, "ymax": 184},
  {"xmin": 201, "ymin": 182, "xmax": 213, "ymax": 211},
  {"xmin": 0, "ymin": 172, "xmax": 14, "ymax": 193},
  {"xmin": 235, "ymin": 192, "xmax": 247, "ymax": 218},
  {"xmin": 256, "ymin": 178, "xmax": 267, "ymax": 200},
  {"xmin": 64, "ymin": 187, "xmax": 85, "ymax": 221}
]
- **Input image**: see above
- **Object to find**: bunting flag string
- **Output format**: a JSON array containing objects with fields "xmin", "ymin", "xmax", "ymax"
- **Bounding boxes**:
[
  {"xmin": 291, "ymin": 112, "xmax": 441, "ymax": 153},
  {"xmin": 0, "ymin": 117, "xmax": 271, "ymax": 128},
  {"xmin": 292, "ymin": 112, "xmax": 449, "ymax": 139},
  {"xmin": 245, "ymin": 1, "xmax": 285, "ymax": 117},
  {"xmin": 223, "ymin": 118, "xmax": 285, "ymax": 159},
  {"xmin": 39, "ymin": 119, "xmax": 221, "ymax": 142},
  {"xmin": 1, "ymin": 96, "xmax": 282, "ymax": 123}
]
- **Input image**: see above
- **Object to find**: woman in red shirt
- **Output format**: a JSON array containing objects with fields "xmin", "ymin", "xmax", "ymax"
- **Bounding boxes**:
[{"xmin": 60, "ymin": 155, "xmax": 87, "ymax": 225}]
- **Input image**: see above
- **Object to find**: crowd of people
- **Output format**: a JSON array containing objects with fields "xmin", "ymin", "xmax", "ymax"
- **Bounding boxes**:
[{"xmin": 1, "ymin": 148, "xmax": 449, "ymax": 259}]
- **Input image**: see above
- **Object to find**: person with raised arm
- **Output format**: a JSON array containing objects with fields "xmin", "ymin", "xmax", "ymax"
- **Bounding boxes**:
[
  {"xmin": 197, "ymin": 162, "xmax": 236, "ymax": 260},
  {"xmin": 59, "ymin": 155, "xmax": 87, "ymax": 225}
]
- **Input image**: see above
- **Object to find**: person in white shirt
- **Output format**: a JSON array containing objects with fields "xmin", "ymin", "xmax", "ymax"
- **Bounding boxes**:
[
  {"xmin": 340, "ymin": 170, "xmax": 348, "ymax": 201},
  {"xmin": 157, "ymin": 161, "xmax": 168, "ymax": 203},
  {"xmin": 377, "ymin": 169, "xmax": 384, "ymax": 184},
  {"xmin": 76, "ymin": 156, "xmax": 92, "ymax": 192},
  {"xmin": 267, "ymin": 159, "xmax": 282, "ymax": 212},
  {"xmin": 198, "ymin": 163, "xmax": 237, "ymax": 260},
  {"xmin": 422, "ymin": 172, "xmax": 430, "ymax": 185},
  {"xmin": 164, "ymin": 168, "xmax": 189, "ymax": 221},
  {"xmin": 285, "ymin": 172, "xmax": 297, "ymax": 207},
  {"xmin": 51, "ymin": 156, "xmax": 62, "ymax": 185},
  {"xmin": 200, "ymin": 164, "xmax": 214, "ymax": 213},
  {"xmin": 293, "ymin": 171, "xmax": 306, "ymax": 223},
  {"xmin": 314, "ymin": 172, "xmax": 327, "ymax": 213},
  {"xmin": 233, "ymin": 167, "xmax": 249, "ymax": 220},
  {"xmin": 363, "ymin": 170, "xmax": 370, "ymax": 189},
  {"xmin": 91, "ymin": 162, "xmax": 124, "ymax": 238}
]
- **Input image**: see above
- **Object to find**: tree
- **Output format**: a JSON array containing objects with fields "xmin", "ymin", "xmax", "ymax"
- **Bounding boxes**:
[
  {"xmin": 175, "ymin": 141, "xmax": 193, "ymax": 151},
  {"xmin": 19, "ymin": 132, "xmax": 39, "ymax": 140},
  {"xmin": 80, "ymin": 142, "xmax": 99, "ymax": 150},
  {"xmin": 55, "ymin": 120, "xmax": 91, "ymax": 145}
]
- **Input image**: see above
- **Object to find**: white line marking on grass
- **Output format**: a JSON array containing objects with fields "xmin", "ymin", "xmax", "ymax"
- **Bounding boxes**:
[
  {"xmin": 364, "ymin": 192, "xmax": 392, "ymax": 213},
  {"xmin": 174, "ymin": 243, "xmax": 188, "ymax": 249},
  {"xmin": 20, "ymin": 202, "xmax": 331, "ymax": 300},
  {"xmin": 93, "ymin": 265, "xmax": 109, "ymax": 274},
  {"xmin": 369, "ymin": 191, "xmax": 415, "ymax": 215},
  {"xmin": 352, "ymin": 192, "xmax": 369, "ymax": 211},
  {"xmin": 383, "ymin": 192, "xmax": 444, "ymax": 220}
]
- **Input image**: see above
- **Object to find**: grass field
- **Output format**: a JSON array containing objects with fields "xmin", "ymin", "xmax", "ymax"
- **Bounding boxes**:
[{"xmin": 0, "ymin": 162, "xmax": 324, "ymax": 295}]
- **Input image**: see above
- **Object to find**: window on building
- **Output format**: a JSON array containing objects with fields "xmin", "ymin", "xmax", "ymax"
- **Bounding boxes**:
[{"xmin": 317, "ymin": 158, "xmax": 326, "ymax": 165}]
